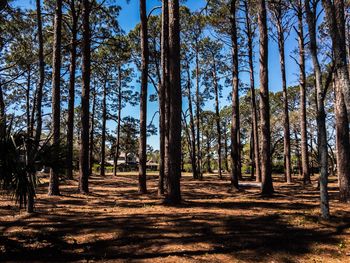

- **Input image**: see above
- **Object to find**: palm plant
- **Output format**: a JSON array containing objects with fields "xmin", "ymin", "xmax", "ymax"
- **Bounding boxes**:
[{"xmin": 0, "ymin": 121, "xmax": 67, "ymax": 213}]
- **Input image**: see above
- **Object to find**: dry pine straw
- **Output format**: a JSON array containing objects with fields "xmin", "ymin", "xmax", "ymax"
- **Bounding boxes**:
[{"xmin": 0, "ymin": 172, "xmax": 349, "ymax": 263}]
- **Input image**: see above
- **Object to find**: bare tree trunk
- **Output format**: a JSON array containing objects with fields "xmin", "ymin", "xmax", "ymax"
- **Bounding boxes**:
[
  {"xmin": 100, "ymin": 78, "xmax": 107, "ymax": 177},
  {"xmin": 223, "ymin": 121, "xmax": 229, "ymax": 172},
  {"xmin": 186, "ymin": 64, "xmax": 198, "ymax": 179},
  {"xmin": 66, "ymin": 0, "xmax": 78, "ymax": 180},
  {"xmin": 79, "ymin": 0, "xmax": 91, "ymax": 194},
  {"xmin": 230, "ymin": 0, "xmax": 239, "ymax": 189},
  {"xmin": 0, "ymin": 82, "xmax": 5, "ymax": 137},
  {"xmin": 160, "ymin": 0, "xmax": 170, "ymax": 194},
  {"xmin": 275, "ymin": 14, "xmax": 292, "ymax": 184},
  {"xmin": 258, "ymin": 0, "xmax": 274, "ymax": 196},
  {"xmin": 305, "ymin": 0, "xmax": 330, "ymax": 219},
  {"xmin": 244, "ymin": 0, "xmax": 261, "ymax": 183},
  {"xmin": 212, "ymin": 63, "xmax": 222, "ymax": 180},
  {"xmin": 113, "ymin": 65, "xmax": 122, "ymax": 177},
  {"xmin": 195, "ymin": 46, "xmax": 202, "ymax": 179},
  {"xmin": 138, "ymin": 0, "xmax": 148, "ymax": 194},
  {"xmin": 26, "ymin": 67, "xmax": 31, "ymax": 136},
  {"xmin": 49, "ymin": 0, "xmax": 62, "ymax": 196},
  {"xmin": 166, "ymin": 0, "xmax": 181, "ymax": 204},
  {"xmin": 34, "ymin": 0, "xmax": 45, "ymax": 145},
  {"xmin": 295, "ymin": 0, "xmax": 311, "ymax": 184},
  {"xmin": 89, "ymin": 89, "xmax": 96, "ymax": 176},
  {"xmin": 322, "ymin": 0, "xmax": 350, "ymax": 202}
]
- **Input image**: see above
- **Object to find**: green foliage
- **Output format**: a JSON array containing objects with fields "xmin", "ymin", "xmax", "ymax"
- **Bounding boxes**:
[{"xmin": 0, "ymin": 125, "xmax": 67, "ymax": 209}]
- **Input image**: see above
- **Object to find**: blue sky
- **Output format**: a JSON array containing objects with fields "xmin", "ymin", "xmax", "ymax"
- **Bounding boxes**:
[{"xmin": 13, "ymin": 0, "xmax": 304, "ymax": 150}]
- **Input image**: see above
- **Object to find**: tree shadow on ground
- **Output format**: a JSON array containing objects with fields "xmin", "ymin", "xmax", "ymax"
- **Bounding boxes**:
[{"xmin": 0, "ymin": 174, "xmax": 349, "ymax": 262}]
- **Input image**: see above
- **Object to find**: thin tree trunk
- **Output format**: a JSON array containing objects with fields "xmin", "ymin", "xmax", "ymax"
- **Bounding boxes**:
[
  {"xmin": 186, "ymin": 64, "xmax": 198, "ymax": 179},
  {"xmin": 160, "ymin": 0, "xmax": 169, "ymax": 194},
  {"xmin": 79, "ymin": 0, "xmax": 91, "ymax": 194},
  {"xmin": 295, "ymin": 0, "xmax": 311, "ymax": 184},
  {"xmin": 212, "ymin": 63, "xmax": 222, "ymax": 180},
  {"xmin": 66, "ymin": 0, "xmax": 78, "ymax": 180},
  {"xmin": 166, "ymin": 0, "xmax": 181, "ymax": 204},
  {"xmin": 276, "ymin": 16, "xmax": 292, "ymax": 184},
  {"xmin": 258, "ymin": 0, "xmax": 274, "ymax": 196},
  {"xmin": 34, "ymin": 0, "xmax": 45, "ymax": 145},
  {"xmin": 305, "ymin": 0, "xmax": 330, "ymax": 219},
  {"xmin": 49, "ymin": 0, "xmax": 62, "ymax": 196},
  {"xmin": 0, "ymin": 82, "xmax": 5, "ymax": 137},
  {"xmin": 195, "ymin": 46, "xmax": 202, "ymax": 179},
  {"xmin": 26, "ymin": 67, "xmax": 31, "ymax": 136},
  {"xmin": 223, "ymin": 121, "xmax": 229, "ymax": 172},
  {"xmin": 100, "ymin": 78, "xmax": 107, "ymax": 177},
  {"xmin": 138, "ymin": 0, "xmax": 148, "ymax": 194},
  {"xmin": 89, "ymin": 89, "xmax": 96, "ymax": 176},
  {"xmin": 230, "ymin": 0, "xmax": 239, "ymax": 189},
  {"xmin": 113, "ymin": 65, "xmax": 122, "ymax": 177},
  {"xmin": 244, "ymin": 0, "xmax": 261, "ymax": 183}
]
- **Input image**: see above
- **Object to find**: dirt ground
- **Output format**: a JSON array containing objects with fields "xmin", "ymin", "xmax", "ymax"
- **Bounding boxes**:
[{"xmin": 0, "ymin": 172, "xmax": 350, "ymax": 262}]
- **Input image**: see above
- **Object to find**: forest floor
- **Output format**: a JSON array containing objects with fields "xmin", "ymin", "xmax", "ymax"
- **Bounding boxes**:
[{"xmin": 1, "ymin": 172, "xmax": 350, "ymax": 263}]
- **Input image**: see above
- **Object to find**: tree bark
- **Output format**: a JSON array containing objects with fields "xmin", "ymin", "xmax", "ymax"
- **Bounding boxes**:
[
  {"xmin": 34, "ymin": 0, "xmax": 45, "ymax": 146},
  {"xmin": 100, "ymin": 77, "xmax": 107, "ymax": 177},
  {"xmin": 212, "ymin": 59, "xmax": 222, "ymax": 179},
  {"xmin": 305, "ymin": 0, "xmax": 330, "ymax": 219},
  {"xmin": 66, "ymin": 0, "xmax": 78, "ymax": 180},
  {"xmin": 0, "ymin": 82, "xmax": 5, "ymax": 137},
  {"xmin": 186, "ymin": 63, "xmax": 198, "ymax": 179},
  {"xmin": 322, "ymin": 0, "xmax": 350, "ymax": 202},
  {"xmin": 113, "ymin": 65, "xmax": 122, "ymax": 177},
  {"xmin": 258, "ymin": 0, "xmax": 274, "ymax": 196},
  {"xmin": 26, "ymin": 66, "xmax": 31, "ymax": 136},
  {"xmin": 89, "ymin": 88, "xmax": 96, "ymax": 176},
  {"xmin": 49, "ymin": 0, "xmax": 62, "ymax": 196},
  {"xmin": 160, "ymin": 0, "xmax": 169, "ymax": 194},
  {"xmin": 195, "ymin": 46, "xmax": 202, "ymax": 179},
  {"xmin": 79, "ymin": 0, "xmax": 91, "ymax": 194},
  {"xmin": 230, "ymin": 0, "xmax": 239, "ymax": 189},
  {"xmin": 166, "ymin": 0, "xmax": 181, "ymax": 204},
  {"xmin": 295, "ymin": 0, "xmax": 311, "ymax": 184},
  {"xmin": 275, "ymin": 10, "xmax": 292, "ymax": 184},
  {"xmin": 244, "ymin": 0, "xmax": 261, "ymax": 183},
  {"xmin": 138, "ymin": 0, "xmax": 148, "ymax": 194}
]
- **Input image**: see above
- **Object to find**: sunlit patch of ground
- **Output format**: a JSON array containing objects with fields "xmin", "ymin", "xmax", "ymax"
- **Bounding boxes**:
[{"xmin": 0, "ymin": 171, "xmax": 349, "ymax": 262}]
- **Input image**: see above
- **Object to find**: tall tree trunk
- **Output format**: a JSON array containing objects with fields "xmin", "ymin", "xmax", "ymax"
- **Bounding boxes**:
[
  {"xmin": 244, "ymin": 0, "xmax": 261, "ymax": 183},
  {"xmin": 26, "ymin": 67, "xmax": 31, "ymax": 136},
  {"xmin": 66, "ymin": 0, "xmax": 78, "ymax": 180},
  {"xmin": 49, "ymin": 0, "xmax": 62, "ymax": 196},
  {"xmin": 89, "ymin": 89, "xmax": 96, "ymax": 176},
  {"xmin": 79, "ymin": 0, "xmax": 91, "ymax": 194},
  {"xmin": 322, "ymin": 0, "xmax": 350, "ymax": 202},
  {"xmin": 166, "ymin": 0, "xmax": 181, "ymax": 204},
  {"xmin": 230, "ymin": 0, "xmax": 239, "ymax": 189},
  {"xmin": 258, "ymin": 0, "xmax": 274, "ymax": 195},
  {"xmin": 34, "ymin": 0, "xmax": 45, "ymax": 145},
  {"xmin": 186, "ymin": 64, "xmax": 198, "ymax": 179},
  {"xmin": 160, "ymin": 0, "xmax": 169, "ymax": 194},
  {"xmin": 100, "ymin": 78, "xmax": 107, "ymax": 177},
  {"xmin": 113, "ymin": 65, "xmax": 122, "ymax": 177},
  {"xmin": 195, "ymin": 46, "xmax": 202, "ymax": 179},
  {"xmin": 275, "ymin": 14, "xmax": 292, "ymax": 184},
  {"xmin": 0, "ymin": 82, "xmax": 5, "ymax": 137},
  {"xmin": 138, "ymin": 0, "xmax": 148, "ymax": 194},
  {"xmin": 295, "ymin": 0, "xmax": 311, "ymax": 184},
  {"xmin": 213, "ymin": 65, "xmax": 222, "ymax": 179},
  {"xmin": 206, "ymin": 136, "xmax": 212, "ymax": 173},
  {"xmin": 223, "ymin": 121, "xmax": 229, "ymax": 172},
  {"xmin": 305, "ymin": 0, "xmax": 330, "ymax": 219}
]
